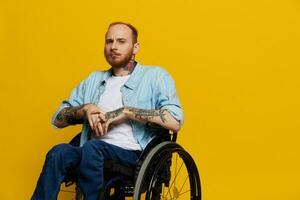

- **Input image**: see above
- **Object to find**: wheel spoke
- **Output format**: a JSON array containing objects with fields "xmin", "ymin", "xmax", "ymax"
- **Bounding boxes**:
[
  {"xmin": 166, "ymin": 155, "xmax": 184, "ymax": 200},
  {"xmin": 166, "ymin": 185, "xmax": 173, "ymax": 199},
  {"xmin": 177, "ymin": 175, "xmax": 189, "ymax": 198},
  {"xmin": 174, "ymin": 153, "xmax": 178, "ymax": 187},
  {"xmin": 167, "ymin": 160, "xmax": 183, "ymax": 193},
  {"xmin": 176, "ymin": 189, "xmax": 191, "ymax": 198}
]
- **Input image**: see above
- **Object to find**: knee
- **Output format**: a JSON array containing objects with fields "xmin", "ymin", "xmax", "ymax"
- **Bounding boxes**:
[
  {"xmin": 46, "ymin": 143, "xmax": 70, "ymax": 161},
  {"xmin": 81, "ymin": 140, "xmax": 106, "ymax": 158}
]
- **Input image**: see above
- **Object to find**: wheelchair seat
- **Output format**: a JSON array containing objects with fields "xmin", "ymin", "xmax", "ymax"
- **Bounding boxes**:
[{"xmin": 62, "ymin": 130, "xmax": 201, "ymax": 200}]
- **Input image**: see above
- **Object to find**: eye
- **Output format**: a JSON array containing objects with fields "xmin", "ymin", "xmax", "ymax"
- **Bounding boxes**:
[
  {"xmin": 105, "ymin": 39, "xmax": 113, "ymax": 44},
  {"xmin": 117, "ymin": 39, "xmax": 126, "ymax": 44}
]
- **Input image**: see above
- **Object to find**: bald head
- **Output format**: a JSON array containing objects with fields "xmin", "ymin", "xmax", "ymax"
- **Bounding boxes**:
[{"xmin": 106, "ymin": 22, "xmax": 138, "ymax": 44}]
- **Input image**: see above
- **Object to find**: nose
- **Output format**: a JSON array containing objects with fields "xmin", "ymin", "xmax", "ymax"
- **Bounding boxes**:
[{"xmin": 111, "ymin": 41, "xmax": 117, "ymax": 50}]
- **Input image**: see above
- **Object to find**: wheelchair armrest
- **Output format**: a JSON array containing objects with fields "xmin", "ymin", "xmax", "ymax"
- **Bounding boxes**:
[{"xmin": 138, "ymin": 129, "xmax": 177, "ymax": 160}]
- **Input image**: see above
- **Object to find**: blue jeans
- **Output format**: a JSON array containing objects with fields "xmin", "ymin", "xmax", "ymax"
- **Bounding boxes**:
[{"xmin": 31, "ymin": 140, "xmax": 140, "ymax": 200}]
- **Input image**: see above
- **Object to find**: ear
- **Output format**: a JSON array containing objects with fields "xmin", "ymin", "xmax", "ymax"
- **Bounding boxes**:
[{"xmin": 133, "ymin": 42, "xmax": 139, "ymax": 54}]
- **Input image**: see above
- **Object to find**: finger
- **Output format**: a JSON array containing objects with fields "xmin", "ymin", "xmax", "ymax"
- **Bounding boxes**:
[
  {"xmin": 91, "ymin": 111, "xmax": 101, "ymax": 115},
  {"xmin": 94, "ymin": 115, "xmax": 103, "ymax": 136},
  {"xmin": 99, "ymin": 113, "xmax": 107, "ymax": 122},
  {"xmin": 102, "ymin": 121, "xmax": 107, "ymax": 135},
  {"xmin": 88, "ymin": 116, "xmax": 95, "ymax": 132},
  {"xmin": 92, "ymin": 115, "xmax": 100, "ymax": 136},
  {"xmin": 104, "ymin": 120, "xmax": 111, "ymax": 134},
  {"xmin": 97, "ymin": 121, "xmax": 104, "ymax": 136},
  {"xmin": 88, "ymin": 112, "xmax": 99, "ymax": 129}
]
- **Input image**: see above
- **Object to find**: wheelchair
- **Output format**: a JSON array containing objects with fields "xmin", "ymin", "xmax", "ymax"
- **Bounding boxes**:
[{"xmin": 61, "ymin": 129, "xmax": 201, "ymax": 200}]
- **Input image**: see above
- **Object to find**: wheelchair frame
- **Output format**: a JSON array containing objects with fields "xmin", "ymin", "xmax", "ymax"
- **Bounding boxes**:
[{"xmin": 63, "ymin": 130, "xmax": 201, "ymax": 200}]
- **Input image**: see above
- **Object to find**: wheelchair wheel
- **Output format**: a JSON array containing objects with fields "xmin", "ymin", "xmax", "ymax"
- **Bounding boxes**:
[{"xmin": 134, "ymin": 141, "xmax": 201, "ymax": 200}]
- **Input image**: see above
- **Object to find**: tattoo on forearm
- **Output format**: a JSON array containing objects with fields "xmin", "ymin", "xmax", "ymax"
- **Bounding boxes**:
[
  {"xmin": 127, "ymin": 107, "xmax": 167, "ymax": 123},
  {"xmin": 56, "ymin": 105, "xmax": 84, "ymax": 125},
  {"xmin": 101, "ymin": 106, "xmax": 167, "ymax": 126},
  {"xmin": 105, "ymin": 107, "xmax": 124, "ymax": 120}
]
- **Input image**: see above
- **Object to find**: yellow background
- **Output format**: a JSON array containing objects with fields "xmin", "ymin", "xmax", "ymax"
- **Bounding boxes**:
[{"xmin": 1, "ymin": 0, "xmax": 300, "ymax": 199}]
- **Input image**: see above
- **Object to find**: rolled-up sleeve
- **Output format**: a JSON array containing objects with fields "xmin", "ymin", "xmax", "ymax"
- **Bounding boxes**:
[
  {"xmin": 155, "ymin": 69, "xmax": 184, "ymax": 126},
  {"xmin": 51, "ymin": 79, "xmax": 86, "ymax": 128}
]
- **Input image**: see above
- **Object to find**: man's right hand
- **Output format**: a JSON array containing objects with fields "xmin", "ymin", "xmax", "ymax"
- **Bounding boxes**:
[{"xmin": 83, "ymin": 104, "xmax": 106, "ymax": 137}]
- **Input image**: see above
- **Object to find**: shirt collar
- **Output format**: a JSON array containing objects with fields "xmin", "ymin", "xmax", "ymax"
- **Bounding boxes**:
[{"xmin": 100, "ymin": 61, "xmax": 142, "ymax": 90}]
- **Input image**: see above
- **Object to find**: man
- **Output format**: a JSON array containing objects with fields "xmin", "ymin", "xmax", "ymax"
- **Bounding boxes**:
[{"xmin": 31, "ymin": 22, "xmax": 183, "ymax": 200}]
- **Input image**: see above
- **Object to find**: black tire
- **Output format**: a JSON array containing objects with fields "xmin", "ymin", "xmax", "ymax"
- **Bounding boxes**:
[{"xmin": 134, "ymin": 141, "xmax": 201, "ymax": 200}]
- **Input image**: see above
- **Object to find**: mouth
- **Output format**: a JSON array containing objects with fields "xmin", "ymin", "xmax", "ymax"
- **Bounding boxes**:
[{"xmin": 110, "ymin": 52, "xmax": 121, "ymax": 57}]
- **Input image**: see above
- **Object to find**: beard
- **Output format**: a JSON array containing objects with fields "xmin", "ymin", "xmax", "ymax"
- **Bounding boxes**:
[{"xmin": 105, "ymin": 49, "xmax": 134, "ymax": 68}]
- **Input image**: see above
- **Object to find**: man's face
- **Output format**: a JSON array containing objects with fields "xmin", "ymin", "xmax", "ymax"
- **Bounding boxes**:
[{"xmin": 104, "ymin": 24, "xmax": 138, "ymax": 68}]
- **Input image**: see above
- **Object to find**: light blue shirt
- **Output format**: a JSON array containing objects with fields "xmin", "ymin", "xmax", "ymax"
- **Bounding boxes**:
[{"xmin": 51, "ymin": 62, "xmax": 183, "ymax": 149}]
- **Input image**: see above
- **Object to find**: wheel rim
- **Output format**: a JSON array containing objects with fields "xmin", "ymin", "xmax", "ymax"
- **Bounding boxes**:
[{"xmin": 135, "ymin": 142, "xmax": 201, "ymax": 200}]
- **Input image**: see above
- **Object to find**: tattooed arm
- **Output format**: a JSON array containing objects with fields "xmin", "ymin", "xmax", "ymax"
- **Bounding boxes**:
[
  {"xmin": 54, "ymin": 105, "xmax": 86, "ymax": 128},
  {"xmin": 102, "ymin": 106, "xmax": 180, "ymax": 134},
  {"xmin": 54, "ymin": 104, "xmax": 106, "ymax": 137},
  {"xmin": 124, "ymin": 107, "xmax": 180, "ymax": 131}
]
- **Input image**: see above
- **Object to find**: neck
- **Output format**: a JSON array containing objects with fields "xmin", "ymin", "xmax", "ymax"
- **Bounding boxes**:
[{"xmin": 112, "ymin": 60, "xmax": 137, "ymax": 76}]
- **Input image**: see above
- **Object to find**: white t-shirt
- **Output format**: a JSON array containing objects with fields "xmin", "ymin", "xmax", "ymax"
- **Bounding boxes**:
[{"xmin": 96, "ymin": 74, "xmax": 142, "ymax": 151}]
